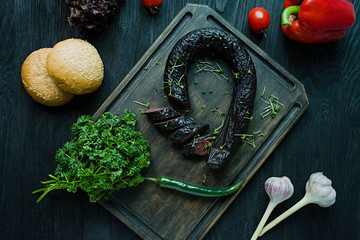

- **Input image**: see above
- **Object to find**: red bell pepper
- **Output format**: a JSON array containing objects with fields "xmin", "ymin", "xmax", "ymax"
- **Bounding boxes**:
[
  {"xmin": 281, "ymin": 0, "xmax": 356, "ymax": 43},
  {"xmin": 283, "ymin": 0, "xmax": 302, "ymax": 9}
]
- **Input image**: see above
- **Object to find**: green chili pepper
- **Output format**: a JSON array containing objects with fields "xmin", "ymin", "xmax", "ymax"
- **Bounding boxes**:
[{"xmin": 145, "ymin": 176, "xmax": 242, "ymax": 197}]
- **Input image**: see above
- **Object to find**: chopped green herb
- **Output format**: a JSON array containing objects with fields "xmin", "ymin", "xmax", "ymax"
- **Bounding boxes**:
[
  {"xmin": 244, "ymin": 116, "xmax": 254, "ymax": 120},
  {"xmin": 213, "ymin": 119, "xmax": 224, "ymax": 135},
  {"xmin": 144, "ymin": 61, "xmax": 152, "ymax": 70},
  {"xmin": 212, "ymin": 106, "xmax": 219, "ymax": 112},
  {"xmin": 211, "ymin": 105, "xmax": 226, "ymax": 116},
  {"xmin": 234, "ymin": 131, "xmax": 264, "ymax": 148},
  {"xmin": 260, "ymin": 90, "xmax": 284, "ymax": 119},
  {"xmin": 32, "ymin": 110, "xmax": 150, "ymax": 203},
  {"xmin": 202, "ymin": 174, "xmax": 207, "ymax": 185},
  {"xmin": 176, "ymin": 82, "xmax": 185, "ymax": 89},
  {"xmin": 204, "ymin": 142, "xmax": 213, "ymax": 149},
  {"xmin": 133, "ymin": 101, "xmax": 150, "ymax": 108},
  {"xmin": 194, "ymin": 58, "xmax": 229, "ymax": 82},
  {"xmin": 261, "ymin": 87, "xmax": 266, "ymax": 98}
]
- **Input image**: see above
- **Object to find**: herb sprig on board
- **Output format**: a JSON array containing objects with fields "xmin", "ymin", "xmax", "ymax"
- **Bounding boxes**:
[
  {"xmin": 260, "ymin": 87, "xmax": 284, "ymax": 119},
  {"xmin": 234, "ymin": 131, "xmax": 264, "ymax": 148},
  {"xmin": 194, "ymin": 58, "xmax": 230, "ymax": 83},
  {"xmin": 33, "ymin": 110, "xmax": 150, "ymax": 203}
]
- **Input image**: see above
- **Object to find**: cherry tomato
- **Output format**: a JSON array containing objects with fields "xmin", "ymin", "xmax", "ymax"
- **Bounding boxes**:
[
  {"xmin": 141, "ymin": 0, "xmax": 163, "ymax": 11},
  {"xmin": 248, "ymin": 7, "xmax": 271, "ymax": 35}
]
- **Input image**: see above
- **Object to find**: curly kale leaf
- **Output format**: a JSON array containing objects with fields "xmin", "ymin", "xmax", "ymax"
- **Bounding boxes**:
[
  {"xmin": 63, "ymin": 0, "xmax": 125, "ymax": 32},
  {"xmin": 33, "ymin": 110, "xmax": 150, "ymax": 203}
]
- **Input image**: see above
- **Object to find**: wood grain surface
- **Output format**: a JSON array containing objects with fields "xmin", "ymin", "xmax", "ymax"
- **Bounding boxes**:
[{"xmin": 1, "ymin": 1, "xmax": 359, "ymax": 240}]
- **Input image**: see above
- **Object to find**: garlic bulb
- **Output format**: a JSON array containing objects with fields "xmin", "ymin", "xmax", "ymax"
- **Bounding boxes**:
[
  {"xmin": 265, "ymin": 176, "xmax": 294, "ymax": 204},
  {"xmin": 305, "ymin": 172, "xmax": 336, "ymax": 207},
  {"xmin": 250, "ymin": 176, "xmax": 294, "ymax": 240},
  {"xmin": 259, "ymin": 172, "xmax": 336, "ymax": 237}
]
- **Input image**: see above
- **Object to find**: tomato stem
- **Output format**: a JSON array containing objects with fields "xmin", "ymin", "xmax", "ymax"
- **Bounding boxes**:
[
  {"xmin": 260, "ymin": 29, "xmax": 267, "ymax": 37},
  {"xmin": 149, "ymin": 6, "xmax": 161, "ymax": 15}
]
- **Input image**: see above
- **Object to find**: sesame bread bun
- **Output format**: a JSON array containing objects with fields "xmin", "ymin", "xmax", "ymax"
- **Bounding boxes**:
[
  {"xmin": 21, "ymin": 48, "xmax": 74, "ymax": 106},
  {"xmin": 46, "ymin": 39, "xmax": 104, "ymax": 95}
]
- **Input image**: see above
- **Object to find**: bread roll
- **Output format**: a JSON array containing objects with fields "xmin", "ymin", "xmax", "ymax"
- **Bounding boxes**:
[
  {"xmin": 21, "ymin": 48, "xmax": 74, "ymax": 106},
  {"xmin": 46, "ymin": 39, "xmax": 104, "ymax": 95}
]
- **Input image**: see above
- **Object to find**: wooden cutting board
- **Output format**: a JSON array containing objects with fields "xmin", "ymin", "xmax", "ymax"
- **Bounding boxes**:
[{"xmin": 93, "ymin": 4, "xmax": 309, "ymax": 240}]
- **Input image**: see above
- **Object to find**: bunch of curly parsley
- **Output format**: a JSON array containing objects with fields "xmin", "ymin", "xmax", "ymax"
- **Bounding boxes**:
[{"xmin": 33, "ymin": 110, "xmax": 150, "ymax": 203}]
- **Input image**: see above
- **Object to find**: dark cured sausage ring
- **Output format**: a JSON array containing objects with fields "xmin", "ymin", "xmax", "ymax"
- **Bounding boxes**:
[
  {"xmin": 182, "ymin": 134, "xmax": 216, "ymax": 157},
  {"xmin": 169, "ymin": 123, "xmax": 210, "ymax": 144},
  {"xmin": 144, "ymin": 107, "xmax": 181, "ymax": 122},
  {"xmin": 164, "ymin": 28, "xmax": 257, "ymax": 169},
  {"xmin": 154, "ymin": 116, "xmax": 196, "ymax": 132}
]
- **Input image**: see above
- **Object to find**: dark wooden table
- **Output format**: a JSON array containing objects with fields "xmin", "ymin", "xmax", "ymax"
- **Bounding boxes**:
[{"xmin": 1, "ymin": 1, "xmax": 359, "ymax": 239}]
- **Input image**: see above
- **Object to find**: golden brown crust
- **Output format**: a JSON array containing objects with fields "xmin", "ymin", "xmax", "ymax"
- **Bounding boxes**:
[
  {"xmin": 21, "ymin": 48, "xmax": 74, "ymax": 106},
  {"xmin": 46, "ymin": 39, "xmax": 104, "ymax": 95}
]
